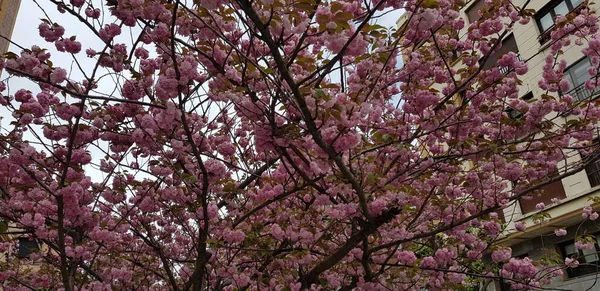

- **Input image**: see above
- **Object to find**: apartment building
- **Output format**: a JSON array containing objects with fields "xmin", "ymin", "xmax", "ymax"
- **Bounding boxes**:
[
  {"xmin": 399, "ymin": 0, "xmax": 600, "ymax": 290},
  {"xmin": 0, "ymin": 0, "xmax": 20, "ymax": 55}
]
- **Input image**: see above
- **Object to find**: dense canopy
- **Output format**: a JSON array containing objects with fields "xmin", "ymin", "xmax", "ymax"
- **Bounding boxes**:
[{"xmin": 1, "ymin": 0, "xmax": 600, "ymax": 290}]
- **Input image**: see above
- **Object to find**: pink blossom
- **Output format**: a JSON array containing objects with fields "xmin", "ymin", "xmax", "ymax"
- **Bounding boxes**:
[
  {"xmin": 49, "ymin": 68, "xmax": 67, "ymax": 84},
  {"xmin": 576, "ymin": 240, "xmax": 595, "ymax": 250},
  {"xmin": 64, "ymin": 39, "xmax": 82, "ymax": 54},
  {"xmin": 223, "ymin": 229, "xmax": 246, "ymax": 244},
  {"xmin": 396, "ymin": 251, "xmax": 417, "ymax": 266},
  {"xmin": 491, "ymin": 248, "xmax": 512, "ymax": 263},
  {"xmin": 565, "ymin": 257, "xmax": 580, "ymax": 268},
  {"xmin": 419, "ymin": 256, "xmax": 437, "ymax": 269},
  {"xmin": 554, "ymin": 229, "xmax": 567, "ymax": 236}
]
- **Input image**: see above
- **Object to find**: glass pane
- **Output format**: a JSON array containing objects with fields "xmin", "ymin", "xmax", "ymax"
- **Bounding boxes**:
[
  {"xmin": 17, "ymin": 238, "xmax": 39, "ymax": 258},
  {"xmin": 582, "ymin": 247, "xmax": 599, "ymax": 263},
  {"xmin": 564, "ymin": 72, "xmax": 574, "ymax": 91},
  {"xmin": 572, "ymin": 59, "xmax": 591, "ymax": 86},
  {"xmin": 540, "ymin": 13, "xmax": 554, "ymax": 31},
  {"xmin": 564, "ymin": 243, "xmax": 577, "ymax": 256},
  {"xmin": 554, "ymin": 1, "xmax": 569, "ymax": 15},
  {"xmin": 572, "ymin": 0, "xmax": 584, "ymax": 8}
]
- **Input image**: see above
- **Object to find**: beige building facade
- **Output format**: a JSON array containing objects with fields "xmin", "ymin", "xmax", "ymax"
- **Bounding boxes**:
[
  {"xmin": 0, "ymin": 0, "xmax": 20, "ymax": 55},
  {"xmin": 399, "ymin": 0, "xmax": 600, "ymax": 290}
]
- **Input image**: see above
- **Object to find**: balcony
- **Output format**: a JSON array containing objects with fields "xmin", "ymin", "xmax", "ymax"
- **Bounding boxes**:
[
  {"xmin": 536, "ymin": 1, "xmax": 586, "ymax": 45},
  {"xmin": 566, "ymin": 82, "xmax": 599, "ymax": 102},
  {"xmin": 498, "ymin": 53, "xmax": 523, "ymax": 75}
]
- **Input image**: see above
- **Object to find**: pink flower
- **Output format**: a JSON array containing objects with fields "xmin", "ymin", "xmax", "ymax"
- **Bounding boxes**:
[
  {"xmin": 86, "ymin": 48, "xmax": 96, "ymax": 57},
  {"xmin": 38, "ymin": 23, "xmax": 65, "ymax": 42},
  {"xmin": 515, "ymin": 222, "xmax": 526, "ymax": 231},
  {"xmin": 99, "ymin": 23, "xmax": 121, "ymax": 42},
  {"xmin": 223, "ymin": 229, "xmax": 246, "ymax": 244},
  {"xmin": 583, "ymin": 206, "xmax": 593, "ymax": 219},
  {"xmin": 64, "ymin": 39, "xmax": 82, "ymax": 54},
  {"xmin": 554, "ymin": 229, "xmax": 567, "ymax": 236},
  {"xmin": 419, "ymin": 256, "xmax": 437, "ymax": 268},
  {"xmin": 85, "ymin": 7, "xmax": 101, "ymax": 18},
  {"xmin": 492, "ymin": 248, "xmax": 512, "ymax": 263},
  {"xmin": 396, "ymin": 251, "xmax": 417, "ymax": 266},
  {"xmin": 270, "ymin": 224, "xmax": 285, "ymax": 240},
  {"xmin": 575, "ymin": 240, "xmax": 594, "ymax": 250},
  {"xmin": 566, "ymin": 257, "xmax": 580, "ymax": 268},
  {"xmin": 70, "ymin": 0, "xmax": 85, "ymax": 7},
  {"xmin": 49, "ymin": 68, "xmax": 67, "ymax": 84}
]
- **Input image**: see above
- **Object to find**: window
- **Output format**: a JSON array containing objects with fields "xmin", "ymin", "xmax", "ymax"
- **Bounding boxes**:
[
  {"xmin": 479, "ymin": 34, "xmax": 520, "ymax": 73},
  {"xmin": 505, "ymin": 108, "xmax": 523, "ymax": 120},
  {"xmin": 581, "ymin": 141, "xmax": 600, "ymax": 188},
  {"xmin": 560, "ymin": 235, "xmax": 600, "ymax": 278},
  {"xmin": 536, "ymin": 0, "xmax": 586, "ymax": 44},
  {"xmin": 563, "ymin": 58, "xmax": 598, "ymax": 102},
  {"xmin": 465, "ymin": 0, "xmax": 485, "ymax": 23},
  {"xmin": 505, "ymin": 92, "xmax": 533, "ymax": 122},
  {"xmin": 518, "ymin": 172, "xmax": 566, "ymax": 214},
  {"xmin": 17, "ymin": 238, "xmax": 39, "ymax": 258}
]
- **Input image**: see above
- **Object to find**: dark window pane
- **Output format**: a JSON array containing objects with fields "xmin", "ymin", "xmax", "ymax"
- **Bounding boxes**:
[
  {"xmin": 17, "ymin": 238, "xmax": 39, "ymax": 258},
  {"xmin": 539, "ymin": 13, "xmax": 554, "ymax": 31},
  {"xmin": 564, "ymin": 58, "xmax": 597, "ymax": 101},
  {"xmin": 519, "ymin": 180, "xmax": 566, "ymax": 214},
  {"xmin": 554, "ymin": 1, "xmax": 569, "ymax": 15},
  {"xmin": 465, "ymin": 0, "xmax": 485, "ymax": 23},
  {"xmin": 536, "ymin": 0, "xmax": 587, "ymax": 44},
  {"xmin": 583, "ymin": 153, "xmax": 600, "ymax": 187},
  {"xmin": 481, "ymin": 34, "xmax": 518, "ymax": 71}
]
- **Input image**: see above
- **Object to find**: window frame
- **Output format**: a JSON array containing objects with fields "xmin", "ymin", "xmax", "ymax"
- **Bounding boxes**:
[
  {"xmin": 465, "ymin": 0, "xmax": 485, "ymax": 24},
  {"xmin": 518, "ymin": 169, "xmax": 566, "ymax": 215},
  {"xmin": 478, "ymin": 33, "xmax": 519, "ymax": 73},
  {"xmin": 17, "ymin": 237, "xmax": 40, "ymax": 259},
  {"xmin": 580, "ymin": 139, "xmax": 600, "ymax": 188},
  {"xmin": 559, "ymin": 234, "xmax": 600, "ymax": 278},
  {"xmin": 562, "ymin": 57, "xmax": 599, "ymax": 102},
  {"xmin": 535, "ymin": 0, "xmax": 586, "ymax": 44}
]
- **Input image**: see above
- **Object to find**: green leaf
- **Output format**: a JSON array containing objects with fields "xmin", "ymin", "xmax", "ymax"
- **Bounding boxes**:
[
  {"xmin": 330, "ymin": 2, "xmax": 343, "ymax": 13},
  {"xmin": 0, "ymin": 221, "xmax": 7, "ymax": 234},
  {"xmin": 314, "ymin": 89, "xmax": 325, "ymax": 98},
  {"xmin": 182, "ymin": 173, "xmax": 197, "ymax": 183},
  {"xmin": 333, "ymin": 11, "xmax": 353, "ymax": 21},
  {"xmin": 3, "ymin": 52, "xmax": 17, "ymax": 59},
  {"xmin": 421, "ymin": 0, "xmax": 440, "ymax": 8}
]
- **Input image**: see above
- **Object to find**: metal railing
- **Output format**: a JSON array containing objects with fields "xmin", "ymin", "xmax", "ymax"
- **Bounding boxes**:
[
  {"xmin": 498, "ymin": 53, "xmax": 523, "ymax": 75},
  {"xmin": 566, "ymin": 82, "xmax": 599, "ymax": 102}
]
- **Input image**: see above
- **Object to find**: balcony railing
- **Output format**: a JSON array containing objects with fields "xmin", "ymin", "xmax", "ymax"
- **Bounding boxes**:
[
  {"xmin": 537, "ymin": 4, "xmax": 586, "ymax": 45},
  {"xmin": 585, "ymin": 155, "xmax": 600, "ymax": 188},
  {"xmin": 565, "ymin": 82, "xmax": 599, "ymax": 102},
  {"xmin": 498, "ymin": 53, "xmax": 523, "ymax": 75}
]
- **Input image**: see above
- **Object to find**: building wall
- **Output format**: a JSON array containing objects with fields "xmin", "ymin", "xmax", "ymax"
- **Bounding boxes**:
[
  {"xmin": 400, "ymin": 0, "xmax": 600, "ymax": 289},
  {"xmin": 489, "ymin": 221, "xmax": 600, "ymax": 291},
  {"xmin": 452, "ymin": 0, "xmax": 600, "ymax": 228},
  {"xmin": 461, "ymin": 1, "xmax": 600, "ymax": 289},
  {"xmin": 0, "ymin": 0, "xmax": 20, "ymax": 55}
]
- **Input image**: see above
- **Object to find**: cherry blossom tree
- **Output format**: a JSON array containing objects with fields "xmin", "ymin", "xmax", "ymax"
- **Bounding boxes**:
[{"xmin": 1, "ymin": 0, "xmax": 600, "ymax": 290}]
